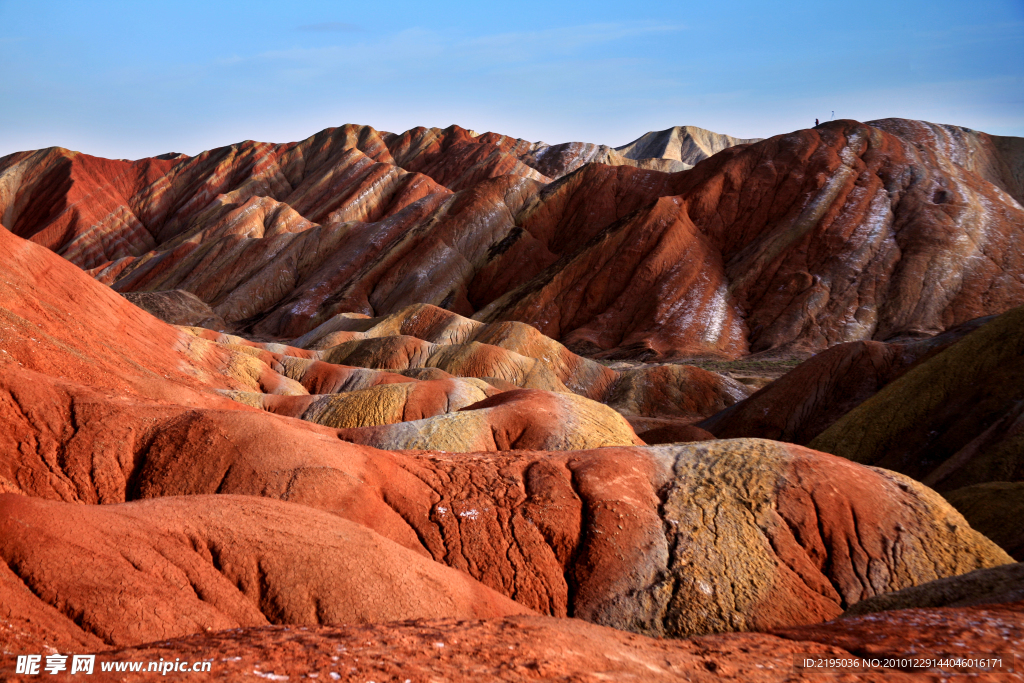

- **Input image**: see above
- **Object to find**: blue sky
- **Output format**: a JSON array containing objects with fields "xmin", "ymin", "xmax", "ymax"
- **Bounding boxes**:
[{"xmin": 1, "ymin": 0, "xmax": 1021, "ymax": 159}]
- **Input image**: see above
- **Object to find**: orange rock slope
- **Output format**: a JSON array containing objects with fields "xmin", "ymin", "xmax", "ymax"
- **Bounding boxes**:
[
  {"xmin": 0, "ymin": 222, "xmax": 1013, "ymax": 663},
  {"xmin": 3, "ymin": 119, "xmax": 1021, "ymax": 359}
]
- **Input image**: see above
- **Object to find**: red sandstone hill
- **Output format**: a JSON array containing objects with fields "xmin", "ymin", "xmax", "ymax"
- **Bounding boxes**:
[
  {"xmin": 3, "ymin": 119, "xmax": 1022, "ymax": 359},
  {"xmin": 2, "ymin": 120, "xmax": 1023, "ymax": 679}
]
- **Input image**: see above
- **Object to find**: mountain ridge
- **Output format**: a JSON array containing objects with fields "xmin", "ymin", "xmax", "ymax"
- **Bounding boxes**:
[{"xmin": 2, "ymin": 118, "xmax": 1022, "ymax": 360}]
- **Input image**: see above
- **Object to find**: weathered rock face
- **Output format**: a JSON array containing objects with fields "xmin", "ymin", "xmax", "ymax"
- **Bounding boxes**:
[
  {"xmin": 4, "ymin": 119, "xmax": 1021, "ymax": 359},
  {"xmin": 521, "ymin": 140, "xmax": 690, "ymax": 178},
  {"xmin": 617, "ymin": 440, "xmax": 1009, "ymax": 636},
  {"xmin": 872, "ymin": 118, "xmax": 1024, "ymax": 207},
  {"xmin": 810, "ymin": 304, "xmax": 1024, "ymax": 491},
  {"xmin": 19, "ymin": 603, "xmax": 1022, "ymax": 682},
  {"xmin": 0, "ymin": 493, "xmax": 532, "ymax": 648},
  {"xmin": 384, "ymin": 125, "xmax": 552, "ymax": 190}
]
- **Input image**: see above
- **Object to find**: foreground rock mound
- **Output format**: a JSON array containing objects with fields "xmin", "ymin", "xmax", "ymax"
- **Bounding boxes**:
[
  {"xmin": 0, "ymin": 493, "xmax": 530, "ymax": 648},
  {"xmin": 34, "ymin": 603, "xmax": 1024, "ymax": 682},
  {"xmin": 4, "ymin": 369, "xmax": 1006, "ymax": 637}
]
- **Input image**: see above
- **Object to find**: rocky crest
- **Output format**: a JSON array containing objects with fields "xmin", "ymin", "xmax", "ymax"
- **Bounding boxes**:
[{"xmin": 3, "ymin": 119, "xmax": 1021, "ymax": 359}]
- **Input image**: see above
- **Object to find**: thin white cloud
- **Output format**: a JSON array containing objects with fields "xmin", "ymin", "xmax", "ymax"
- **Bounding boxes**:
[
  {"xmin": 463, "ymin": 21, "xmax": 686, "ymax": 59},
  {"xmin": 245, "ymin": 21, "xmax": 684, "ymax": 71}
]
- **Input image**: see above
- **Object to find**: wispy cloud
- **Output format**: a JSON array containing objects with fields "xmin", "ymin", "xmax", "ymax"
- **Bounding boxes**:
[
  {"xmin": 460, "ymin": 22, "xmax": 685, "ymax": 64},
  {"xmin": 296, "ymin": 22, "xmax": 360, "ymax": 32},
  {"xmin": 465, "ymin": 21, "xmax": 685, "ymax": 52}
]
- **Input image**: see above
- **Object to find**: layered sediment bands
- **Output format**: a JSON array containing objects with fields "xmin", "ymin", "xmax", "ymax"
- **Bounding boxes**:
[
  {"xmin": 0, "ymin": 125, "xmax": 432, "ymax": 269},
  {"xmin": 295, "ymin": 304, "xmax": 619, "ymax": 398},
  {"xmin": 479, "ymin": 120, "xmax": 1024, "ymax": 357},
  {"xmin": 106, "ymin": 190, "xmax": 454, "ymax": 329},
  {"xmin": 315, "ymin": 336, "xmax": 572, "ymax": 393},
  {"xmin": 700, "ymin": 316, "xmax": 992, "ymax": 443},
  {"xmin": 5, "ymin": 119, "xmax": 1021, "ymax": 358},
  {"xmin": 293, "ymin": 304, "xmax": 748, "ymax": 421},
  {"xmin": 227, "ymin": 378, "xmax": 500, "ymax": 428},
  {"xmin": 479, "ymin": 189, "xmax": 752, "ymax": 359},
  {"xmin": 0, "ymin": 493, "xmax": 531, "ymax": 647},
  {"xmin": 871, "ymin": 118, "xmax": 1024, "ymax": 206},
  {"xmin": 243, "ymin": 174, "xmax": 544, "ymax": 336},
  {"xmin": 67, "ymin": 603, "xmax": 1024, "ymax": 683},
  {"xmin": 520, "ymin": 140, "xmax": 689, "ymax": 178},
  {"xmin": 810, "ymin": 304, "xmax": 1024, "ymax": 490},
  {"xmin": 384, "ymin": 125, "xmax": 552, "ymax": 191},
  {"xmin": 334, "ymin": 389, "xmax": 644, "ymax": 451}
]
